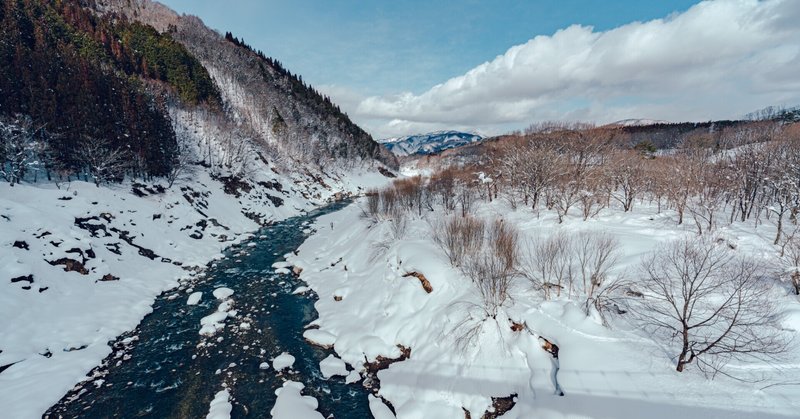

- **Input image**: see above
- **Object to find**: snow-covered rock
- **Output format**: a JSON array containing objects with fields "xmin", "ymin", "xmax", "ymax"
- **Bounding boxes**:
[
  {"xmin": 212, "ymin": 287, "xmax": 234, "ymax": 300},
  {"xmin": 272, "ymin": 352, "xmax": 295, "ymax": 371},
  {"xmin": 187, "ymin": 292, "xmax": 203, "ymax": 305},
  {"xmin": 319, "ymin": 354, "xmax": 348, "ymax": 378},
  {"xmin": 270, "ymin": 381, "xmax": 324, "ymax": 419}
]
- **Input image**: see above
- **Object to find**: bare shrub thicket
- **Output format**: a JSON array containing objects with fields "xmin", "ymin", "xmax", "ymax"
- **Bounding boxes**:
[
  {"xmin": 432, "ymin": 216, "xmax": 485, "ymax": 267},
  {"xmin": 450, "ymin": 219, "xmax": 522, "ymax": 349},
  {"xmin": 635, "ymin": 237, "xmax": 787, "ymax": 373},
  {"xmin": 462, "ymin": 223, "xmax": 519, "ymax": 318},
  {"xmin": 519, "ymin": 231, "xmax": 623, "ymax": 320}
]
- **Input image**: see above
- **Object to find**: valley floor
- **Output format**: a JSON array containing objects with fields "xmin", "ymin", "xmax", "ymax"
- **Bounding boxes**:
[{"xmin": 2, "ymin": 171, "xmax": 800, "ymax": 419}]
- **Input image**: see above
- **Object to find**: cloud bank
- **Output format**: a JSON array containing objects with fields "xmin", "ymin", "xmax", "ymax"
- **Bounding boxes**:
[{"xmin": 329, "ymin": 0, "xmax": 800, "ymax": 139}]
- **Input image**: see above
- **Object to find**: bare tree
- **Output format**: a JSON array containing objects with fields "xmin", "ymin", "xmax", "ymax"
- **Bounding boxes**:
[
  {"xmin": 686, "ymin": 159, "xmax": 727, "ymax": 235},
  {"xmin": 166, "ymin": 126, "xmax": 197, "ymax": 188},
  {"xmin": 0, "ymin": 114, "xmax": 42, "ymax": 186},
  {"xmin": 778, "ymin": 232, "xmax": 800, "ymax": 295},
  {"xmin": 662, "ymin": 157, "xmax": 694, "ymax": 225},
  {"xmin": 578, "ymin": 168, "xmax": 608, "ymax": 221},
  {"xmin": 765, "ymin": 135, "xmax": 800, "ymax": 244},
  {"xmin": 521, "ymin": 232, "xmax": 573, "ymax": 299},
  {"xmin": 607, "ymin": 150, "xmax": 645, "ymax": 212},
  {"xmin": 76, "ymin": 135, "xmax": 131, "ymax": 186},
  {"xmin": 635, "ymin": 237, "xmax": 787, "ymax": 373},
  {"xmin": 573, "ymin": 232, "xmax": 620, "ymax": 303}
]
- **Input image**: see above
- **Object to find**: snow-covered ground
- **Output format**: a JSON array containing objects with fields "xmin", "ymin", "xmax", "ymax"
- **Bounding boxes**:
[
  {"xmin": 0, "ymin": 164, "xmax": 390, "ymax": 418},
  {"xmin": 289, "ymin": 197, "xmax": 800, "ymax": 418}
]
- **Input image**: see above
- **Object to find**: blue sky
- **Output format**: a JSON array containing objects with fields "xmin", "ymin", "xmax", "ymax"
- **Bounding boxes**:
[
  {"xmin": 160, "ymin": 0, "xmax": 699, "ymax": 95},
  {"xmin": 159, "ymin": 1, "xmax": 800, "ymax": 138}
]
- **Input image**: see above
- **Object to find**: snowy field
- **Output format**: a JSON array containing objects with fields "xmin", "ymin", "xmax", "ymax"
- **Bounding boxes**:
[
  {"xmin": 289, "ymin": 197, "xmax": 800, "ymax": 419},
  {"xmin": 0, "ymin": 166, "xmax": 388, "ymax": 418}
]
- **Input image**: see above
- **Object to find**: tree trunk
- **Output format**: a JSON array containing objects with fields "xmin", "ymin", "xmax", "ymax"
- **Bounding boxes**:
[{"xmin": 775, "ymin": 212, "xmax": 784, "ymax": 245}]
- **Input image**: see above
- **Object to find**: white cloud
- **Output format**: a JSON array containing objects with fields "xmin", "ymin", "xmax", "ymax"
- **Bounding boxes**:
[{"xmin": 339, "ymin": 0, "xmax": 800, "ymax": 139}]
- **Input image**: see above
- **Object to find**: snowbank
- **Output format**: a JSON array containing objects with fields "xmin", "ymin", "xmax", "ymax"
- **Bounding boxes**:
[{"xmin": 206, "ymin": 389, "xmax": 232, "ymax": 419}]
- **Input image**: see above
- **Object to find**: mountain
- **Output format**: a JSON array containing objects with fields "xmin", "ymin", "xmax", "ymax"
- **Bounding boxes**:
[
  {"xmin": 380, "ymin": 130, "xmax": 483, "ymax": 157},
  {"xmin": 603, "ymin": 118, "xmax": 671, "ymax": 127},
  {"xmin": 0, "ymin": 0, "xmax": 396, "ymax": 185}
]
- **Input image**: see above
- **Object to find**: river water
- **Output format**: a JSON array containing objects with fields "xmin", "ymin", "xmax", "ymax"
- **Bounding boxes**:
[{"xmin": 47, "ymin": 200, "xmax": 372, "ymax": 418}]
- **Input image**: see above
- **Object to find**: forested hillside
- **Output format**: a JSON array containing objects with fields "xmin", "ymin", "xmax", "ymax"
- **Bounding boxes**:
[
  {"xmin": 0, "ymin": 0, "xmax": 395, "ymax": 187},
  {"xmin": 0, "ymin": 0, "xmax": 190, "ymax": 178},
  {"xmin": 93, "ymin": 0, "xmax": 396, "ymax": 171}
]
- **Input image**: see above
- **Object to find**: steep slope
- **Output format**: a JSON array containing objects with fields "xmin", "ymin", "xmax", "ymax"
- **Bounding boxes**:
[
  {"xmin": 92, "ymin": 0, "xmax": 397, "ymax": 171},
  {"xmin": 380, "ymin": 130, "xmax": 483, "ymax": 157}
]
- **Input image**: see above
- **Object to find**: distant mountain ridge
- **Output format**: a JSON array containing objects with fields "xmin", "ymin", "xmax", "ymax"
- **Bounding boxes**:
[
  {"xmin": 380, "ymin": 130, "xmax": 483, "ymax": 156},
  {"xmin": 604, "ymin": 119, "xmax": 671, "ymax": 127}
]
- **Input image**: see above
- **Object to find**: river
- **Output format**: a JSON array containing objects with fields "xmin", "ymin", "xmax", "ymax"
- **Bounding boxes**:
[{"xmin": 47, "ymin": 200, "xmax": 372, "ymax": 418}]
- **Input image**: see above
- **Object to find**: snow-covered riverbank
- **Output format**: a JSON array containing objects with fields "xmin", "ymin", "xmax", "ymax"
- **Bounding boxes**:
[
  {"xmin": 0, "ymin": 168, "xmax": 388, "ymax": 418},
  {"xmin": 289, "ymin": 199, "xmax": 800, "ymax": 418}
]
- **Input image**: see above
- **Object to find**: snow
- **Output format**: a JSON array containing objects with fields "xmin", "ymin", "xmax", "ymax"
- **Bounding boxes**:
[
  {"xmin": 604, "ymin": 118, "xmax": 670, "ymax": 127},
  {"xmin": 0, "ymin": 159, "xmax": 392, "ymax": 417},
  {"xmin": 199, "ymin": 311, "xmax": 229, "ymax": 336},
  {"xmin": 319, "ymin": 354, "xmax": 348, "ymax": 378},
  {"xmin": 287, "ymin": 193, "xmax": 800, "ymax": 418},
  {"xmin": 380, "ymin": 131, "xmax": 483, "ymax": 156},
  {"xmin": 369, "ymin": 395, "xmax": 397, "ymax": 419},
  {"xmin": 272, "ymin": 352, "xmax": 296, "ymax": 371},
  {"xmin": 270, "ymin": 381, "xmax": 324, "ymax": 419},
  {"xmin": 187, "ymin": 291, "xmax": 203, "ymax": 305},
  {"xmin": 303, "ymin": 329, "xmax": 337, "ymax": 347},
  {"xmin": 345, "ymin": 370, "xmax": 361, "ymax": 384},
  {"xmin": 212, "ymin": 287, "xmax": 234, "ymax": 300},
  {"xmin": 206, "ymin": 389, "xmax": 232, "ymax": 419}
]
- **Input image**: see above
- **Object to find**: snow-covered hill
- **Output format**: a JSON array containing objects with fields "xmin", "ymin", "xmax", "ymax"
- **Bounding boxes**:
[
  {"xmin": 380, "ymin": 131, "xmax": 483, "ymax": 157},
  {"xmin": 604, "ymin": 118, "xmax": 671, "ymax": 127}
]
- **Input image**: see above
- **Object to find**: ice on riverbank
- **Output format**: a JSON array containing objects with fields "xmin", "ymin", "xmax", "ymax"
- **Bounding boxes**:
[{"xmin": 206, "ymin": 389, "xmax": 232, "ymax": 419}]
